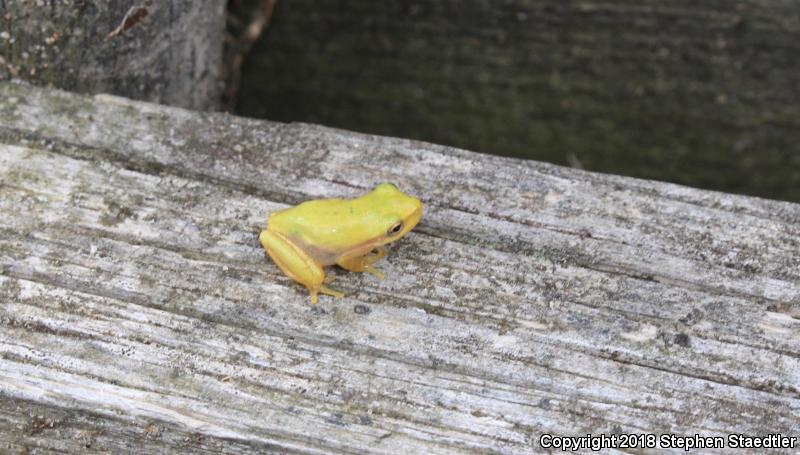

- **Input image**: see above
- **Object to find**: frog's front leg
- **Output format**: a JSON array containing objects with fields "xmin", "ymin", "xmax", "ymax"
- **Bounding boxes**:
[
  {"xmin": 259, "ymin": 230, "xmax": 345, "ymax": 304},
  {"xmin": 337, "ymin": 247, "xmax": 387, "ymax": 280}
]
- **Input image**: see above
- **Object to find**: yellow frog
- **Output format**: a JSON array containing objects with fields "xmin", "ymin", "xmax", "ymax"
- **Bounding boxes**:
[{"xmin": 259, "ymin": 183, "xmax": 423, "ymax": 303}]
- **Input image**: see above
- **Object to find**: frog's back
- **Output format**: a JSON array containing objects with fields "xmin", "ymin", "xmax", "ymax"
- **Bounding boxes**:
[
  {"xmin": 269, "ymin": 198, "xmax": 357, "ymax": 233},
  {"xmin": 268, "ymin": 197, "xmax": 386, "ymax": 260}
]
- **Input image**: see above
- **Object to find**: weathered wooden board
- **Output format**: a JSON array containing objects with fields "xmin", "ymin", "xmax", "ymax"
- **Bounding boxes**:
[{"xmin": 0, "ymin": 81, "xmax": 799, "ymax": 453}]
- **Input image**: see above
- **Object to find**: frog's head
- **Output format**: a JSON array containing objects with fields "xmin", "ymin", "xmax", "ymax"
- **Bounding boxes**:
[{"xmin": 371, "ymin": 183, "xmax": 423, "ymax": 243}]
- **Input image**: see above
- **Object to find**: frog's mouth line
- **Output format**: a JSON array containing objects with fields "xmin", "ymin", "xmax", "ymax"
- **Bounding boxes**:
[{"xmin": 407, "ymin": 205, "xmax": 423, "ymax": 233}]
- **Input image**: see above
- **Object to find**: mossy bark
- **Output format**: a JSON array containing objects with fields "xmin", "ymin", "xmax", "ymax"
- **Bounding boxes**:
[
  {"xmin": 0, "ymin": 0, "xmax": 225, "ymax": 111},
  {"xmin": 238, "ymin": 0, "xmax": 800, "ymax": 202}
]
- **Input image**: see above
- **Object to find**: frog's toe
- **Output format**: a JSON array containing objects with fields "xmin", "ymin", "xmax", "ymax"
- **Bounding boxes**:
[
  {"xmin": 319, "ymin": 285, "xmax": 346, "ymax": 299},
  {"xmin": 365, "ymin": 266, "xmax": 385, "ymax": 280}
]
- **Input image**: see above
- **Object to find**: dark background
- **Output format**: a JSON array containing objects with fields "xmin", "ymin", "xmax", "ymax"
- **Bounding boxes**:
[{"xmin": 235, "ymin": 0, "xmax": 800, "ymax": 203}]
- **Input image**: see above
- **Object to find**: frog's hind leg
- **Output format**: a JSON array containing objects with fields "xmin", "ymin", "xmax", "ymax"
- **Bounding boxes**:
[
  {"xmin": 259, "ymin": 230, "xmax": 345, "ymax": 304},
  {"xmin": 337, "ymin": 247, "xmax": 387, "ymax": 280}
]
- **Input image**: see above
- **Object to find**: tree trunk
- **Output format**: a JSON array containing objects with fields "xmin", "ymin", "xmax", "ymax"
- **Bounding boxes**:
[{"xmin": 0, "ymin": 0, "xmax": 225, "ymax": 111}]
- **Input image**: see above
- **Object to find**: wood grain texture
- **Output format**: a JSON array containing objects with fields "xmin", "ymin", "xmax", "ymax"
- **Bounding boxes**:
[
  {"xmin": 1, "ymin": 0, "xmax": 225, "ymax": 111},
  {"xmin": 1, "ymin": 81, "xmax": 799, "ymax": 453}
]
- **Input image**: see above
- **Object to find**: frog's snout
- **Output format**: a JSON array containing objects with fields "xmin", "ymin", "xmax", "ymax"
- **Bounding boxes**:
[{"xmin": 408, "ymin": 204, "xmax": 423, "ymax": 232}]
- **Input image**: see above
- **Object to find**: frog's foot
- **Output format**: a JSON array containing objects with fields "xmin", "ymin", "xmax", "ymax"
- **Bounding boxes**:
[
  {"xmin": 364, "ymin": 265, "xmax": 385, "ymax": 280},
  {"xmin": 319, "ymin": 285, "xmax": 345, "ymax": 299},
  {"xmin": 307, "ymin": 285, "xmax": 345, "ymax": 304},
  {"xmin": 365, "ymin": 247, "xmax": 387, "ymax": 264},
  {"xmin": 362, "ymin": 247, "xmax": 387, "ymax": 279},
  {"xmin": 337, "ymin": 248, "xmax": 388, "ymax": 280}
]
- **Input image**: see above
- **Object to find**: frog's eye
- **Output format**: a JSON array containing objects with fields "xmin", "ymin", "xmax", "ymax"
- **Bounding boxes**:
[{"xmin": 387, "ymin": 221, "xmax": 404, "ymax": 236}]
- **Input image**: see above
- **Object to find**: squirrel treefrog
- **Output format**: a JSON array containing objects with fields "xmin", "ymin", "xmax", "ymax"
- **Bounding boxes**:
[{"xmin": 259, "ymin": 183, "xmax": 423, "ymax": 304}]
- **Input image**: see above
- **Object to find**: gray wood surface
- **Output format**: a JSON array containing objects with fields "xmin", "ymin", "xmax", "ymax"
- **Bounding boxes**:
[{"xmin": 1, "ymin": 81, "xmax": 799, "ymax": 453}]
